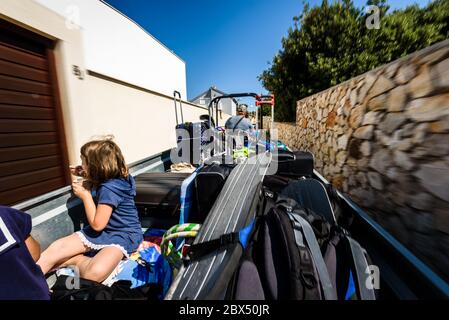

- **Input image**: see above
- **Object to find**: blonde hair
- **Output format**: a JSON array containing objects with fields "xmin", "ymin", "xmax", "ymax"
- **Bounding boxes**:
[{"xmin": 80, "ymin": 136, "xmax": 128, "ymax": 187}]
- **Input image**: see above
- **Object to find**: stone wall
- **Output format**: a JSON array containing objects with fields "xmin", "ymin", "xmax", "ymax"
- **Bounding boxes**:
[
  {"xmin": 272, "ymin": 122, "xmax": 297, "ymax": 146},
  {"xmin": 262, "ymin": 116, "xmax": 297, "ymax": 146},
  {"xmin": 278, "ymin": 39, "xmax": 449, "ymax": 279}
]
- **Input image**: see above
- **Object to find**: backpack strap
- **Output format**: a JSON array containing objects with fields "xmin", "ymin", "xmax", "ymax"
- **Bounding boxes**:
[
  {"xmin": 296, "ymin": 245, "xmax": 318, "ymax": 292},
  {"xmin": 346, "ymin": 236, "xmax": 376, "ymax": 300},
  {"xmin": 185, "ymin": 218, "xmax": 256, "ymax": 262},
  {"xmin": 285, "ymin": 216, "xmax": 319, "ymax": 295},
  {"xmin": 276, "ymin": 200, "xmax": 336, "ymax": 300},
  {"xmin": 185, "ymin": 231, "xmax": 240, "ymax": 261},
  {"xmin": 232, "ymin": 116, "xmax": 245, "ymax": 131}
]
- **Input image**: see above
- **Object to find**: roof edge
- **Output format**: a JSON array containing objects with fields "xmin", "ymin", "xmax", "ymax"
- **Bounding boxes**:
[{"xmin": 99, "ymin": 0, "xmax": 185, "ymax": 65}]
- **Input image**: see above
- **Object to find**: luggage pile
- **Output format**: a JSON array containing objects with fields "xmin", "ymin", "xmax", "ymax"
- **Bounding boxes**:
[
  {"xmin": 235, "ymin": 151, "xmax": 376, "ymax": 300},
  {"xmin": 129, "ymin": 92, "xmax": 378, "ymax": 300},
  {"xmin": 134, "ymin": 90, "xmax": 377, "ymax": 300},
  {"xmin": 166, "ymin": 149, "xmax": 377, "ymax": 300}
]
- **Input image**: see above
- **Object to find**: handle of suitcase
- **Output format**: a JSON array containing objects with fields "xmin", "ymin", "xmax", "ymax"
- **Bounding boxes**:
[{"xmin": 173, "ymin": 90, "xmax": 184, "ymax": 125}]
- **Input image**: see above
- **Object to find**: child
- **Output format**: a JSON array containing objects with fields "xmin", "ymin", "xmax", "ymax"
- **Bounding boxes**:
[{"xmin": 37, "ymin": 137, "xmax": 143, "ymax": 283}]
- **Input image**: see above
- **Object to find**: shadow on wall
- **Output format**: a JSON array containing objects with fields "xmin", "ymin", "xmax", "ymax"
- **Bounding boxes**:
[{"xmin": 275, "ymin": 39, "xmax": 449, "ymax": 282}]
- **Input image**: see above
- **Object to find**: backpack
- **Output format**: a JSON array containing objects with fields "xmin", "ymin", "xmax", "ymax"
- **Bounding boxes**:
[
  {"xmin": 230, "ymin": 180, "xmax": 376, "ymax": 300},
  {"xmin": 50, "ymin": 275, "xmax": 161, "ymax": 300},
  {"xmin": 252, "ymin": 192, "xmax": 336, "ymax": 300}
]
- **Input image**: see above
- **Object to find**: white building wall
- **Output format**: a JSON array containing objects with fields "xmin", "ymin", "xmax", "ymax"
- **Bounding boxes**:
[
  {"xmin": 35, "ymin": 0, "xmax": 187, "ymax": 98},
  {"xmin": 82, "ymin": 75, "xmax": 208, "ymax": 163},
  {"xmin": 0, "ymin": 0, "xmax": 197, "ymax": 165},
  {"xmin": 0, "ymin": 0, "xmax": 230, "ymax": 166}
]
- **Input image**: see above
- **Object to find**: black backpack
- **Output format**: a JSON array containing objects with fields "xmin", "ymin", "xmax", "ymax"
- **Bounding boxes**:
[
  {"xmin": 50, "ymin": 275, "xmax": 161, "ymax": 300},
  {"xmin": 278, "ymin": 179, "xmax": 376, "ymax": 300},
  {"xmin": 252, "ymin": 192, "xmax": 336, "ymax": 300},
  {"xmin": 231, "ymin": 183, "xmax": 376, "ymax": 300}
]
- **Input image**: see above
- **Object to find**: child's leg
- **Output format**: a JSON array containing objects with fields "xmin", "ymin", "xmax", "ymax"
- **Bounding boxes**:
[
  {"xmin": 76, "ymin": 246, "xmax": 124, "ymax": 283},
  {"xmin": 37, "ymin": 233, "xmax": 88, "ymax": 275},
  {"xmin": 57, "ymin": 254, "xmax": 90, "ymax": 269}
]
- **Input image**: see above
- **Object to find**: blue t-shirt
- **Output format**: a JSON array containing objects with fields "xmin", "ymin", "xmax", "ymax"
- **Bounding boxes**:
[
  {"xmin": 80, "ymin": 175, "xmax": 143, "ymax": 254},
  {"xmin": 0, "ymin": 206, "xmax": 49, "ymax": 300},
  {"xmin": 225, "ymin": 116, "xmax": 253, "ymax": 131}
]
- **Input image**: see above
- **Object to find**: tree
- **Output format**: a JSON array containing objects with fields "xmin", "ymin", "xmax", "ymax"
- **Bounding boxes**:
[{"xmin": 259, "ymin": 0, "xmax": 449, "ymax": 122}]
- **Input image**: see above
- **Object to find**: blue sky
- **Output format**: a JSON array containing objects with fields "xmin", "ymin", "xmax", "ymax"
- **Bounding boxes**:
[{"xmin": 104, "ymin": 0, "xmax": 428, "ymax": 101}]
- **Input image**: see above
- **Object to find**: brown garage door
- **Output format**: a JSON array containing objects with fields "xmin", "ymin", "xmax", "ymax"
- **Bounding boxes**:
[{"xmin": 0, "ymin": 20, "xmax": 70, "ymax": 205}]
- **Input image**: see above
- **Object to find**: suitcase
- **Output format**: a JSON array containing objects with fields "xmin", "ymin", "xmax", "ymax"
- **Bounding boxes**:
[
  {"xmin": 272, "ymin": 150, "xmax": 314, "ymax": 177},
  {"xmin": 175, "ymin": 122, "xmax": 211, "ymax": 165},
  {"xmin": 193, "ymin": 163, "xmax": 235, "ymax": 222},
  {"xmin": 135, "ymin": 172, "xmax": 191, "ymax": 229}
]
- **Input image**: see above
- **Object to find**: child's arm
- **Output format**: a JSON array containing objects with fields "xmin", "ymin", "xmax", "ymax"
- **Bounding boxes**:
[{"xmin": 72, "ymin": 181, "xmax": 113, "ymax": 232}]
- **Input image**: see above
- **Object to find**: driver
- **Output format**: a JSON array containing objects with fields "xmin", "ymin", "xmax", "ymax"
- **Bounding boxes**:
[{"xmin": 224, "ymin": 104, "xmax": 253, "ymax": 132}]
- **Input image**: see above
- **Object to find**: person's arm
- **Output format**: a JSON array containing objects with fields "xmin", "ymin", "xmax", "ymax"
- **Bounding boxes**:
[
  {"xmin": 224, "ymin": 117, "xmax": 231, "ymax": 129},
  {"xmin": 72, "ymin": 181, "xmax": 113, "ymax": 232},
  {"xmin": 25, "ymin": 235, "xmax": 41, "ymax": 262},
  {"xmin": 244, "ymin": 118, "xmax": 254, "ymax": 132},
  {"xmin": 7, "ymin": 208, "xmax": 41, "ymax": 261}
]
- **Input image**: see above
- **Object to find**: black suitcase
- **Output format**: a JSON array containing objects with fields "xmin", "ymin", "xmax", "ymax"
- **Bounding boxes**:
[
  {"xmin": 175, "ymin": 122, "xmax": 211, "ymax": 165},
  {"xmin": 135, "ymin": 172, "xmax": 191, "ymax": 229},
  {"xmin": 272, "ymin": 150, "xmax": 314, "ymax": 177},
  {"xmin": 193, "ymin": 163, "xmax": 235, "ymax": 222}
]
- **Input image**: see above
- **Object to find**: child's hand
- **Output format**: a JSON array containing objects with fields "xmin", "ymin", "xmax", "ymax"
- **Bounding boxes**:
[{"xmin": 72, "ymin": 179, "xmax": 91, "ymax": 199}]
